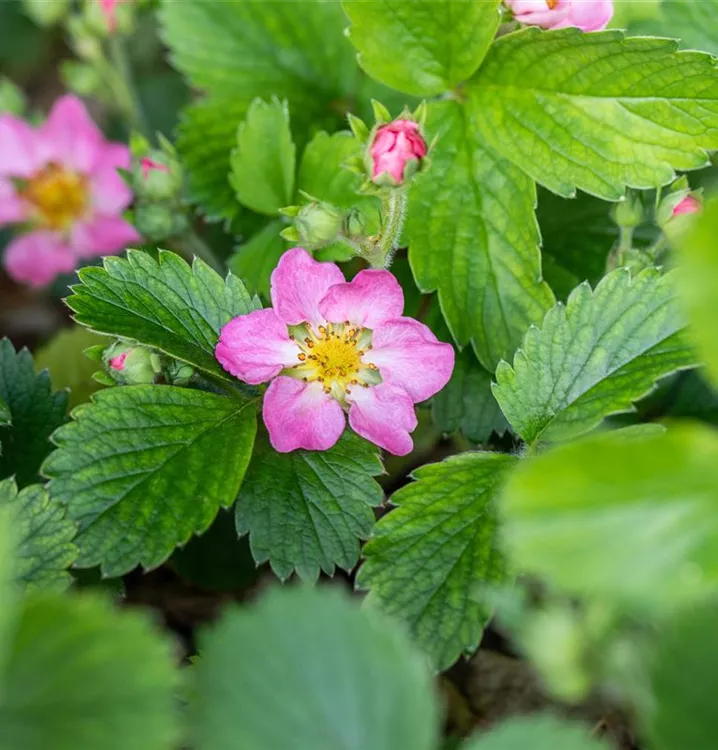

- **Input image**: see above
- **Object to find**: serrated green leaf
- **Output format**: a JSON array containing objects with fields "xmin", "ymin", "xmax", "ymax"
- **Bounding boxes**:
[
  {"xmin": 44, "ymin": 386, "xmax": 256, "ymax": 577},
  {"xmin": 0, "ymin": 593, "xmax": 178, "ymax": 750},
  {"xmin": 236, "ymin": 430, "xmax": 383, "ymax": 581},
  {"xmin": 649, "ymin": 602, "xmax": 718, "ymax": 750},
  {"xmin": 229, "ymin": 220, "xmax": 286, "ymax": 299},
  {"xmin": 230, "ymin": 99, "xmax": 296, "ymax": 216},
  {"xmin": 493, "ymin": 268, "xmax": 696, "ymax": 445},
  {"xmin": 501, "ymin": 424, "xmax": 718, "ymax": 612},
  {"xmin": 407, "ymin": 99, "xmax": 554, "ymax": 369},
  {"xmin": 66, "ymin": 251, "xmax": 257, "ymax": 385},
  {"xmin": 193, "ymin": 586, "xmax": 439, "ymax": 750},
  {"xmin": 464, "ymin": 714, "xmax": 610, "ymax": 750},
  {"xmin": 0, "ymin": 339, "xmax": 68, "ymax": 488},
  {"xmin": 469, "ymin": 28, "xmax": 718, "ymax": 200},
  {"xmin": 343, "ymin": 0, "xmax": 501, "ymax": 96},
  {"xmin": 0, "ymin": 478, "xmax": 76, "ymax": 592},
  {"xmin": 358, "ymin": 452, "xmax": 515, "ymax": 670},
  {"xmin": 0, "ymin": 505, "xmax": 17, "ymax": 681},
  {"xmin": 431, "ymin": 349, "xmax": 507, "ymax": 442},
  {"xmin": 677, "ymin": 197, "xmax": 718, "ymax": 389}
]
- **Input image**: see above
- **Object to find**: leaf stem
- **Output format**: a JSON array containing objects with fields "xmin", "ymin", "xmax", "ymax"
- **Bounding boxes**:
[{"xmin": 368, "ymin": 189, "xmax": 408, "ymax": 269}]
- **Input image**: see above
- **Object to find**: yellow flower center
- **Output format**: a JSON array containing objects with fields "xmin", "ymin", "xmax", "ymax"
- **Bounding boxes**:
[
  {"xmin": 546, "ymin": 0, "xmax": 558, "ymax": 8},
  {"xmin": 21, "ymin": 163, "xmax": 88, "ymax": 231},
  {"xmin": 284, "ymin": 322, "xmax": 381, "ymax": 403}
]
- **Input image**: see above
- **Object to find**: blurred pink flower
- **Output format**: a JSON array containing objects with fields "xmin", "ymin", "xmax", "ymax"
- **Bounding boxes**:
[
  {"xmin": 99, "ymin": 0, "xmax": 121, "ymax": 32},
  {"xmin": 506, "ymin": 0, "xmax": 613, "ymax": 32},
  {"xmin": 216, "ymin": 248, "xmax": 454, "ymax": 456},
  {"xmin": 672, "ymin": 195, "xmax": 701, "ymax": 217},
  {"xmin": 0, "ymin": 95, "xmax": 139, "ymax": 287},
  {"xmin": 370, "ymin": 119, "xmax": 427, "ymax": 186}
]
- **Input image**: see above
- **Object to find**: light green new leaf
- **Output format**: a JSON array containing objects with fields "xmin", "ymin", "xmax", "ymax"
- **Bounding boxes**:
[
  {"xmin": 470, "ymin": 28, "xmax": 718, "ymax": 200},
  {"xmin": 432, "ymin": 349, "xmax": 507, "ymax": 442},
  {"xmin": 464, "ymin": 714, "xmax": 610, "ymax": 750},
  {"xmin": 229, "ymin": 220, "xmax": 286, "ymax": 299},
  {"xmin": 230, "ymin": 99, "xmax": 296, "ymax": 216},
  {"xmin": 343, "ymin": 0, "xmax": 500, "ymax": 96},
  {"xmin": 193, "ymin": 586, "xmax": 439, "ymax": 750},
  {"xmin": 0, "ymin": 593, "xmax": 178, "ymax": 750},
  {"xmin": 0, "ymin": 339, "xmax": 68, "ymax": 488},
  {"xmin": 236, "ymin": 431, "xmax": 383, "ymax": 581},
  {"xmin": 358, "ymin": 452, "xmax": 515, "ymax": 670},
  {"xmin": 676, "ymin": 197, "xmax": 718, "ymax": 389},
  {"xmin": 493, "ymin": 268, "xmax": 696, "ymax": 445},
  {"xmin": 44, "ymin": 386, "xmax": 256, "ymax": 577},
  {"xmin": 501, "ymin": 424, "xmax": 718, "ymax": 611},
  {"xmin": 0, "ymin": 478, "xmax": 76, "ymax": 592},
  {"xmin": 407, "ymin": 100, "xmax": 554, "ymax": 370},
  {"xmin": 66, "ymin": 251, "xmax": 257, "ymax": 385}
]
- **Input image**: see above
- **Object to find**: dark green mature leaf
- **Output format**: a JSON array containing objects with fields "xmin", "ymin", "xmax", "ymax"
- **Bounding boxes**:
[
  {"xmin": 493, "ymin": 268, "xmax": 696, "ymax": 446},
  {"xmin": 229, "ymin": 220, "xmax": 286, "ymax": 299},
  {"xmin": 0, "ymin": 478, "xmax": 76, "ymax": 592},
  {"xmin": 464, "ymin": 715, "xmax": 610, "ymax": 750},
  {"xmin": 343, "ymin": 0, "xmax": 500, "ymax": 96},
  {"xmin": 44, "ymin": 386, "xmax": 256, "ymax": 577},
  {"xmin": 649, "ymin": 602, "xmax": 718, "ymax": 750},
  {"xmin": 236, "ymin": 431, "xmax": 383, "ymax": 581},
  {"xmin": 66, "ymin": 251, "xmax": 257, "ymax": 385},
  {"xmin": 501, "ymin": 424, "xmax": 718, "ymax": 611},
  {"xmin": 230, "ymin": 98, "xmax": 296, "ymax": 216},
  {"xmin": 0, "ymin": 397, "xmax": 9, "ymax": 427},
  {"xmin": 432, "ymin": 349, "xmax": 507, "ymax": 442},
  {"xmin": 407, "ymin": 100, "xmax": 554, "ymax": 370},
  {"xmin": 0, "ymin": 593, "xmax": 178, "ymax": 750},
  {"xmin": 470, "ymin": 28, "xmax": 718, "ymax": 200},
  {"xmin": 0, "ymin": 339, "xmax": 68, "ymax": 488},
  {"xmin": 677, "ymin": 197, "xmax": 718, "ymax": 389},
  {"xmin": 193, "ymin": 586, "xmax": 439, "ymax": 750},
  {"xmin": 358, "ymin": 452, "xmax": 515, "ymax": 670}
]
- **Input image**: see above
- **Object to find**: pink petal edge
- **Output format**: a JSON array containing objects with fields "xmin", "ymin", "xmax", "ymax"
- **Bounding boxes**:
[
  {"xmin": 40, "ymin": 94, "xmax": 104, "ymax": 173},
  {"xmin": 348, "ymin": 382, "xmax": 417, "ymax": 456},
  {"xmin": 70, "ymin": 216, "xmax": 140, "ymax": 258},
  {"xmin": 3, "ymin": 231, "xmax": 77, "ymax": 288}
]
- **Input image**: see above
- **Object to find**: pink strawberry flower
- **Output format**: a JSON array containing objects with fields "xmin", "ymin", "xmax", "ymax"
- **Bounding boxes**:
[
  {"xmin": 370, "ymin": 119, "xmax": 427, "ymax": 186},
  {"xmin": 216, "ymin": 248, "xmax": 454, "ymax": 456},
  {"xmin": 505, "ymin": 0, "xmax": 613, "ymax": 32},
  {"xmin": 0, "ymin": 95, "xmax": 139, "ymax": 287},
  {"xmin": 672, "ymin": 196, "xmax": 701, "ymax": 217}
]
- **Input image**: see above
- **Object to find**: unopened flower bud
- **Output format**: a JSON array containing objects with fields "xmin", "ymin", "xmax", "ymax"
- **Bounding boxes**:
[
  {"xmin": 132, "ymin": 150, "xmax": 183, "ymax": 202},
  {"xmin": 134, "ymin": 203, "xmax": 188, "ymax": 242},
  {"xmin": 672, "ymin": 195, "xmax": 701, "ymax": 218},
  {"xmin": 165, "ymin": 360, "xmax": 194, "ymax": 386},
  {"xmin": 294, "ymin": 201, "xmax": 345, "ymax": 249},
  {"xmin": 368, "ymin": 118, "xmax": 427, "ymax": 188},
  {"xmin": 611, "ymin": 192, "xmax": 643, "ymax": 229},
  {"xmin": 104, "ymin": 343, "xmax": 160, "ymax": 385},
  {"xmin": 344, "ymin": 208, "xmax": 366, "ymax": 238},
  {"xmin": 657, "ymin": 190, "xmax": 702, "ymax": 230}
]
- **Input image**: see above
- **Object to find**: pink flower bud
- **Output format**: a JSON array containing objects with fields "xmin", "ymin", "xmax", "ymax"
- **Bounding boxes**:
[
  {"xmin": 672, "ymin": 196, "xmax": 701, "ymax": 218},
  {"xmin": 369, "ymin": 119, "xmax": 427, "ymax": 187},
  {"xmin": 140, "ymin": 157, "xmax": 169, "ymax": 181},
  {"xmin": 109, "ymin": 352, "xmax": 128, "ymax": 371},
  {"xmin": 98, "ymin": 0, "xmax": 121, "ymax": 32},
  {"xmin": 505, "ymin": 0, "xmax": 613, "ymax": 32}
]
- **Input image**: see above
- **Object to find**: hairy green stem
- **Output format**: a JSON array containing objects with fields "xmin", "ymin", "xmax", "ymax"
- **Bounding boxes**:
[
  {"xmin": 368, "ymin": 189, "xmax": 408, "ymax": 269},
  {"xmin": 108, "ymin": 35, "xmax": 149, "ymax": 138}
]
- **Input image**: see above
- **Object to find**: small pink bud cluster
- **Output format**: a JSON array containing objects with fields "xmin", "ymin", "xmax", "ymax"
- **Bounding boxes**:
[
  {"xmin": 505, "ymin": 0, "xmax": 613, "ymax": 32},
  {"xmin": 370, "ymin": 120, "xmax": 427, "ymax": 187}
]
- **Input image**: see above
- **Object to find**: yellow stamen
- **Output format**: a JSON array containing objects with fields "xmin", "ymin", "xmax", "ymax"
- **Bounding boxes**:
[{"xmin": 21, "ymin": 162, "xmax": 88, "ymax": 231}]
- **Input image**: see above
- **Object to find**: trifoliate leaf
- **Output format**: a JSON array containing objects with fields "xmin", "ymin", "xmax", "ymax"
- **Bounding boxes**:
[
  {"xmin": 343, "ymin": 0, "xmax": 501, "ymax": 96},
  {"xmin": 66, "ymin": 251, "xmax": 257, "ymax": 385},
  {"xmin": 230, "ymin": 98, "xmax": 296, "ymax": 216},
  {"xmin": 431, "ymin": 349, "xmax": 508, "ymax": 442},
  {"xmin": 493, "ymin": 268, "xmax": 696, "ymax": 446},
  {"xmin": 463, "ymin": 715, "xmax": 610, "ymax": 750},
  {"xmin": 0, "ymin": 593, "xmax": 179, "ymax": 750},
  {"xmin": 0, "ymin": 339, "xmax": 68, "ymax": 488},
  {"xmin": 229, "ymin": 220, "xmax": 286, "ymax": 299},
  {"xmin": 500, "ymin": 424, "xmax": 718, "ymax": 612},
  {"xmin": 44, "ymin": 386, "xmax": 257, "ymax": 577},
  {"xmin": 407, "ymin": 99, "xmax": 555, "ymax": 369},
  {"xmin": 0, "ymin": 478, "xmax": 76, "ymax": 592},
  {"xmin": 236, "ymin": 431, "xmax": 383, "ymax": 581},
  {"xmin": 676, "ymin": 197, "xmax": 718, "ymax": 389},
  {"xmin": 358, "ymin": 452, "xmax": 515, "ymax": 670},
  {"xmin": 193, "ymin": 586, "xmax": 439, "ymax": 750},
  {"xmin": 469, "ymin": 28, "xmax": 718, "ymax": 200}
]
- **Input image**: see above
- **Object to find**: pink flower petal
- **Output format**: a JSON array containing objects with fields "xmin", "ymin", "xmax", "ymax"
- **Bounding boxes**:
[
  {"xmin": 270, "ymin": 247, "xmax": 345, "ymax": 327},
  {"xmin": 0, "ymin": 178, "xmax": 28, "ymax": 225},
  {"xmin": 672, "ymin": 195, "xmax": 701, "ymax": 217},
  {"xmin": 70, "ymin": 216, "xmax": 140, "ymax": 258},
  {"xmin": 562, "ymin": 0, "xmax": 613, "ymax": 31},
  {"xmin": 367, "ymin": 317, "xmax": 455, "ymax": 403},
  {"xmin": 216, "ymin": 308, "xmax": 301, "ymax": 385},
  {"xmin": 88, "ymin": 143, "xmax": 133, "ymax": 214},
  {"xmin": 263, "ymin": 376, "xmax": 346, "ymax": 452},
  {"xmin": 347, "ymin": 382, "xmax": 417, "ymax": 456},
  {"xmin": 507, "ymin": 0, "xmax": 571, "ymax": 27},
  {"xmin": 318, "ymin": 269, "xmax": 404, "ymax": 329},
  {"xmin": 0, "ymin": 114, "xmax": 41, "ymax": 178},
  {"xmin": 40, "ymin": 95, "xmax": 104, "ymax": 173},
  {"xmin": 3, "ymin": 231, "xmax": 77, "ymax": 287}
]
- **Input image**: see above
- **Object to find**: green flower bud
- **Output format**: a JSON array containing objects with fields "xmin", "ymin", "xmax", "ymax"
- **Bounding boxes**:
[
  {"xmin": 133, "ymin": 150, "xmax": 184, "ymax": 202},
  {"xmin": 0, "ymin": 77, "xmax": 26, "ymax": 116},
  {"xmin": 134, "ymin": 203, "xmax": 188, "ymax": 242},
  {"xmin": 104, "ymin": 343, "xmax": 160, "ymax": 385},
  {"xmin": 295, "ymin": 201, "xmax": 345, "ymax": 249},
  {"xmin": 611, "ymin": 192, "xmax": 643, "ymax": 229},
  {"xmin": 165, "ymin": 360, "xmax": 194, "ymax": 386},
  {"xmin": 344, "ymin": 207, "xmax": 366, "ymax": 239}
]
